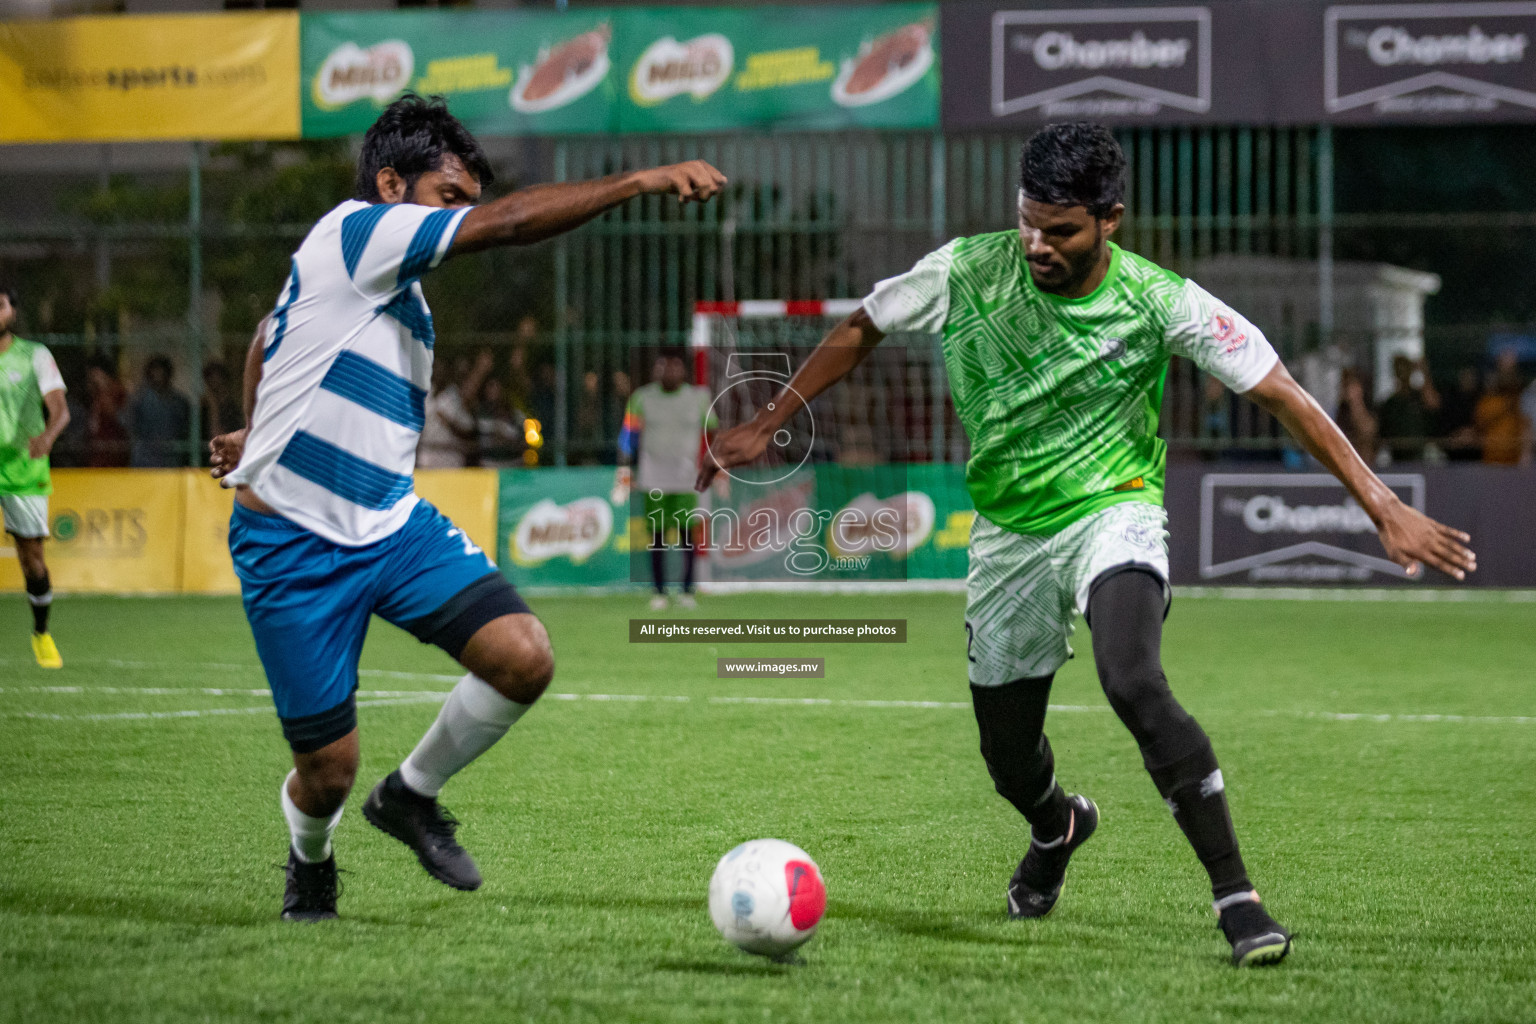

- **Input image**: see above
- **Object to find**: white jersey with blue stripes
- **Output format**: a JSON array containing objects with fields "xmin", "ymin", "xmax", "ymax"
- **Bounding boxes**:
[{"xmin": 227, "ymin": 198, "xmax": 470, "ymax": 546}]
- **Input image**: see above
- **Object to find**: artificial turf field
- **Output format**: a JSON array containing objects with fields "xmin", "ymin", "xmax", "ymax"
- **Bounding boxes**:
[{"xmin": 1, "ymin": 591, "xmax": 1532, "ymax": 1024}]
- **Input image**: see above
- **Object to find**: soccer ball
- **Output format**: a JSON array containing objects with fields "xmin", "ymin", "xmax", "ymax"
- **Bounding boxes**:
[{"xmin": 708, "ymin": 838, "xmax": 826, "ymax": 957}]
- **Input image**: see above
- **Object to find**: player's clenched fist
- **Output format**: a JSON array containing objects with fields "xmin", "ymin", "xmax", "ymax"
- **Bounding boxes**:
[
  {"xmin": 696, "ymin": 420, "xmax": 769, "ymax": 491},
  {"xmin": 634, "ymin": 161, "xmax": 728, "ymax": 204}
]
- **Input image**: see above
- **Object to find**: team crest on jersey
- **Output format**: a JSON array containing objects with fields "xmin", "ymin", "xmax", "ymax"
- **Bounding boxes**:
[
  {"xmin": 1097, "ymin": 337, "xmax": 1128, "ymax": 361},
  {"xmin": 1210, "ymin": 310, "xmax": 1248, "ymax": 354}
]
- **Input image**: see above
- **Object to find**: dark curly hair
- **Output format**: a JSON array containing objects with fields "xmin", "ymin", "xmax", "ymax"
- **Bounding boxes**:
[
  {"xmin": 1019, "ymin": 122, "xmax": 1126, "ymax": 219},
  {"xmin": 355, "ymin": 94, "xmax": 495, "ymax": 204}
]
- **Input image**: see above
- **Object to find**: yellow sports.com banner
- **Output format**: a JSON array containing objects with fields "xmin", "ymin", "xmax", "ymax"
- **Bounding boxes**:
[
  {"xmin": 0, "ymin": 12, "xmax": 300, "ymax": 144},
  {"xmin": 0, "ymin": 469, "xmax": 499, "ymax": 595}
]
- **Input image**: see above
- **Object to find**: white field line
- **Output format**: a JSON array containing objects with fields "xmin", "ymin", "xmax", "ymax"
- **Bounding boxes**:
[{"xmin": 2, "ymin": 682, "xmax": 1531, "ymax": 724}]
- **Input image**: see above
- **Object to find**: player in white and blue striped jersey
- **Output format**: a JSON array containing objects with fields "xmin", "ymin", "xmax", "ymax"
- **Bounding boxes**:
[{"xmin": 210, "ymin": 96, "xmax": 726, "ymax": 921}]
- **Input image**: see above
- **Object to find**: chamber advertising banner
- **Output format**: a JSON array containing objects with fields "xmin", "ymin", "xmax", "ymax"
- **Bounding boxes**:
[
  {"xmin": 944, "ymin": 1, "xmax": 1536, "ymax": 128},
  {"xmin": 614, "ymin": 4, "xmax": 938, "ymax": 134},
  {"xmin": 0, "ymin": 12, "xmax": 301, "ymax": 143},
  {"xmin": 1163, "ymin": 464, "xmax": 1536, "ymax": 587},
  {"xmin": 302, "ymin": 9, "xmax": 620, "ymax": 138}
]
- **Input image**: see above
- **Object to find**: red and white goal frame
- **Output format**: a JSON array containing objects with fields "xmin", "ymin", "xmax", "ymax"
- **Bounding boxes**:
[{"xmin": 689, "ymin": 300, "xmax": 865, "ymax": 386}]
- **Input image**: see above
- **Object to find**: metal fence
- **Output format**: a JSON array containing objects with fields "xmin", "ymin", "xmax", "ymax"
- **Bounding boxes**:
[{"xmin": 0, "ymin": 124, "xmax": 1494, "ymax": 468}]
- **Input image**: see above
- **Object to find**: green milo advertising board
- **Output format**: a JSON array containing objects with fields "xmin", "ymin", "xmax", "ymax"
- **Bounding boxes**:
[
  {"xmin": 496, "ymin": 464, "xmax": 969, "ymax": 590},
  {"xmin": 615, "ymin": 4, "xmax": 937, "ymax": 133},
  {"xmin": 303, "ymin": 9, "xmax": 621, "ymax": 138},
  {"xmin": 301, "ymin": 5, "xmax": 937, "ymax": 138}
]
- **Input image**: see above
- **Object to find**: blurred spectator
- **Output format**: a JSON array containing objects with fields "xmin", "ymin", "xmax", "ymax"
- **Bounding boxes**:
[
  {"xmin": 530, "ymin": 363, "xmax": 557, "ymax": 448},
  {"xmin": 1334, "ymin": 367, "xmax": 1378, "ymax": 465},
  {"xmin": 201, "ymin": 361, "xmax": 244, "ymax": 446},
  {"xmin": 1376, "ymin": 355, "xmax": 1440, "ymax": 462},
  {"xmin": 418, "ymin": 349, "xmax": 494, "ymax": 468},
  {"xmin": 572, "ymin": 370, "xmax": 608, "ymax": 464},
  {"xmin": 85, "ymin": 359, "xmax": 129, "ymax": 467},
  {"xmin": 125, "ymin": 355, "xmax": 190, "ymax": 467},
  {"xmin": 507, "ymin": 315, "xmax": 539, "ymax": 412},
  {"xmin": 1438, "ymin": 365, "xmax": 1482, "ymax": 461},
  {"xmin": 1474, "ymin": 349, "xmax": 1533, "ymax": 466},
  {"xmin": 474, "ymin": 376, "xmax": 526, "ymax": 468}
]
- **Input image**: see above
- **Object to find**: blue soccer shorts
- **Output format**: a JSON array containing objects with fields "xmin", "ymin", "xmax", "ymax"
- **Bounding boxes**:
[{"xmin": 230, "ymin": 499, "xmax": 530, "ymax": 752}]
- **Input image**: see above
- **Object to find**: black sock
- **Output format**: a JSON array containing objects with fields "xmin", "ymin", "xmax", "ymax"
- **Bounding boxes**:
[
  {"xmin": 681, "ymin": 542, "xmax": 697, "ymax": 593},
  {"xmin": 1089, "ymin": 567, "xmax": 1251, "ymax": 901},
  {"xmin": 1148, "ymin": 743, "xmax": 1252, "ymax": 900},
  {"xmin": 971, "ymin": 678, "xmax": 1071, "ymax": 841},
  {"xmin": 650, "ymin": 540, "xmax": 667, "ymax": 595},
  {"xmin": 25, "ymin": 573, "xmax": 51, "ymax": 634}
]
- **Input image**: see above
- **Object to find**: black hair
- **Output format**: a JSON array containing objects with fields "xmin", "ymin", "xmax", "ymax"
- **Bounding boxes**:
[
  {"xmin": 0, "ymin": 282, "xmax": 17, "ymax": 307},
  {"xmin": 354, "ymin": 94, "xmax": 495, "ymax": 203},
  {"xmin": 145, "ymin": 355, "xmax": 174, "ymax": 381},
  {"xmin": 1019, "ymin": 122, "xmax": 1126, "ymax": 219},
  {"xmin": 657, "ymin": 347, "xmax": 688, "ymax": 363}
]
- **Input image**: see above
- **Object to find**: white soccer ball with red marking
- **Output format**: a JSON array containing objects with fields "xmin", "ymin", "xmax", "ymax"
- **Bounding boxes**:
[{"xmin": 708, "ymin": 838, "xmax": 826, "ymax": 957}]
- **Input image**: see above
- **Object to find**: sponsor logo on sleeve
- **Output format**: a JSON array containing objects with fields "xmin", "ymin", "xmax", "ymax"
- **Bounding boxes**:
[
  {"xmin": 990, "ymin": 7, "xmax": 1211, "ymax": 119},
  {"xmin": 630, "ymin": 34, "xmax": 734, "ymax": 106},
  {"xmin": 1210, "ymin": 310, "xmax": 1248, "ymax": 354},
  {"xmin": 1327, "ymin": 3, "xmax": 1536, "ymax": 117},
  {"xmin": 313, "ymin": 40, "xmax": 414, "ymax": 110}
]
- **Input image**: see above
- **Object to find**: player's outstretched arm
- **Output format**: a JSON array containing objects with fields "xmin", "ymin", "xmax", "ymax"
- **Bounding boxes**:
[
  {"xmin": 696, "ymin": 307, "xmax": 886, "ymax": 490},
  {"xmin": 1244, "ymin": 361, "xmax": 1477, "ymax": 581},
  {"xmin": 210, "ymin": 316, "xmax": 267, "ymax": 480},
  {"xmin": 452, "ymin": 162, "xmax": 727, "ymax": 255}
]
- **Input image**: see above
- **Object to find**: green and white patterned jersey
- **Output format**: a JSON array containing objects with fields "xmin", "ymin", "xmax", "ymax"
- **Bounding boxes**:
[
  {"xmin": 0, "ymin": 336, "xmax": 66, "ymax": 496},
  {"xmin": 863, "ymin": 233, "xmax": 1277, "ymax": 536}
]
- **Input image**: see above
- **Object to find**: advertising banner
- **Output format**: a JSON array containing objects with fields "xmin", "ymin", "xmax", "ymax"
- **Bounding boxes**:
[
  {"xmin": 615, "ymin": 4, "xmax": 938, "ymax": 133},
  {"xmin": 181, "ymin": 473, "xmax": 240, "ymax": 595},
  {"xmin": 1164, "ymin": 464, "xmax": 1536, "ymax": 587},
  {"xmin": 0, "ymin": 470, "xmax": 185, "ymax": 593},
  {"xmin": 0, "ymin": 13, "xmax": 300, "ymax": 144},
  {"xmin": 495, "ymin": 464, "xmax": 969, "ymax": 590},
  {"xmin": 303, "ymin": 5, "xmax": 937, "ymax": 138},
  {"xmin": 944, "ymin": 1, "xmax": 1536, "ymax": 128},
  {"xmin": 498, "ymin": 466, "xmax": 630, "ymax": 587},
  {"xmin": 302, "ymin": 9, "xmax": 619, "ymax": 138}
]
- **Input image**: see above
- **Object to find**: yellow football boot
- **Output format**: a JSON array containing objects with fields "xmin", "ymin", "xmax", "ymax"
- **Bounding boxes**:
[{"xmin": 31, "ymin": 632, "xmax": 62, "ymax": 669}]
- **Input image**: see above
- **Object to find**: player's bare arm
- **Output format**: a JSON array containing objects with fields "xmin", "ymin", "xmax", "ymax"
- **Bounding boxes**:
[
  {"xmin": 1245, "ymin": 360, "xmax": 1477, "ymax": 580},
  {"xmin": 27, "ymin": 389, "xmax": 69, "ymax": 460},
  {"xmin": 696, "ymin": 307, "xmax": 886, "ymax": 490},
  {"xmin": 450, "ymin": 161, "xmax": 726, "ymax": 254},
  {"xmin": 209, "ymin": 316, "xmax": 266, "ymax": 480}
]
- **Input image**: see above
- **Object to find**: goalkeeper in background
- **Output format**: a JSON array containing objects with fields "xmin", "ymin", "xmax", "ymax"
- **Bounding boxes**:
[
  {"xmin": 618, "ymin": 351, "xmax": 715, "ymax": 610},
  {"xmin": 0, "ymin": 284, "xmax": 69, "ymax": 668}
]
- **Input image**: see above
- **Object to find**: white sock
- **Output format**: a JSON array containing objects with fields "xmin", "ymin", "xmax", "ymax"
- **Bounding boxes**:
[
  {"xmin": 399, "ymin": 673, "xmax": 530, "ymax": 798},
  {"xmin": 281, "ymin": 770, "xmax": 344, "ymax": 864}
]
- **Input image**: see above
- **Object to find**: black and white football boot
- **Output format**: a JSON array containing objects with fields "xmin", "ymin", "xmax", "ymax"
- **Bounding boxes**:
[
  {"xmin": 1215, "ymin": 891, "xmax": 1293, "ymax": 967},
  {"xmin": 1006, "ymin": 793, "xmax": 1099, "ymax": 919},
  {"xmin": 362, "ymin": 770, "xmax": 483, "ymax": 891}
]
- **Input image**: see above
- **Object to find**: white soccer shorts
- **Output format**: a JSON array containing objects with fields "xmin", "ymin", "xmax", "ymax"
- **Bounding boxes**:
[
  {"xmin": 965, "ymin": 501, "xmax": 1171, "ymax": 687},
  {"xmin": 0, "ymin": 494, "xmax": 49, "ymax": 539}
]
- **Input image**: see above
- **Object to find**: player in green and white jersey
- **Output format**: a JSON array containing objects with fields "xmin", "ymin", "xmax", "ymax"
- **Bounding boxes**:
[
  {"xmin": 700, "ymin": 124, "xmax": 1477, "ymax": 967},
  {"xmin": 620, "ymin": 351, "xmax": 716, "ymax": 610},
  {"xmin": 0, "ymin": 285, "xmax": 70, "ymax": 669}
]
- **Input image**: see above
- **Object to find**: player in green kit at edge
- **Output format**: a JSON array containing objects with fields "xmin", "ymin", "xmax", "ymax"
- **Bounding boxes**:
[
  {"xmin": 0, "ymin": 285, "xmax": 70, "ymax": 668},
  {"xmin": 700, "ymin": 124, "xmax": 1478, "ymax": 967}
]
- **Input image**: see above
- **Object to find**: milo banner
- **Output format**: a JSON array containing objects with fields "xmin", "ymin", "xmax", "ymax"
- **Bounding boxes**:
[
  {"xmin": 302, "ymin": 9, "xmax": 619, "ymax": 138},
  {"xmin": 0, "ymin": 12, "xmax": 300, "ymax": 143},
  {"xmin": 496, "ymin": 463, "xmax": 970, "ymax": 589},
  {"xmin": 615, "ymin": 4, "xmax": 938, "ymax": 133},
  {"xmin": 302, "ymin": 5, "xmax": 937, "ymax": 138}
]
